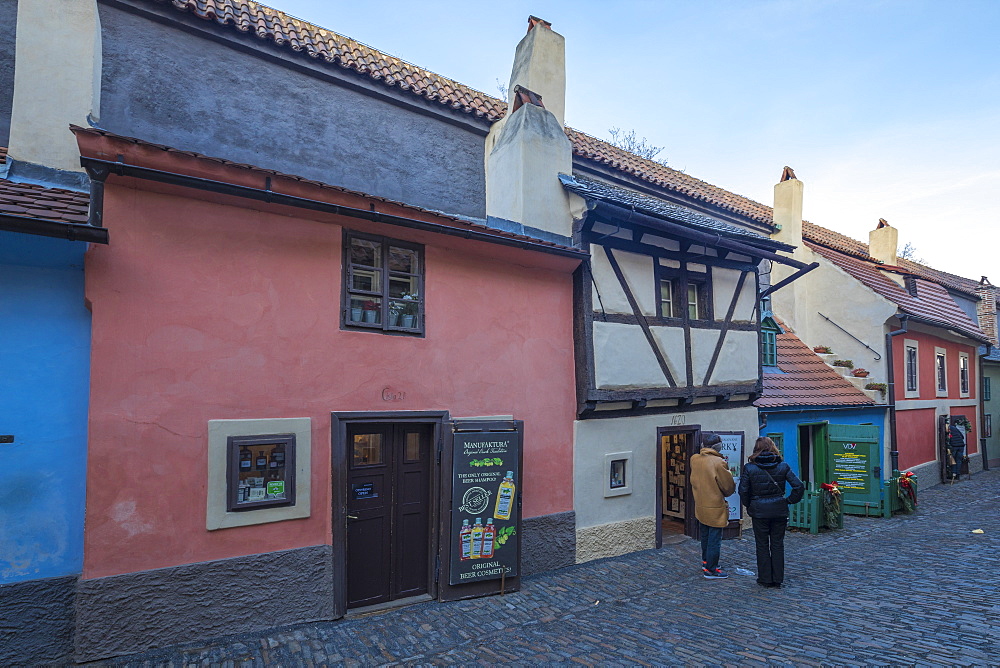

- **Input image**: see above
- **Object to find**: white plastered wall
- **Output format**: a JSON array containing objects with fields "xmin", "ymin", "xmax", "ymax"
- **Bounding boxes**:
[
  {"xmin": 772, "ymin": 249, "xmax": 897, "ymax": 383},
  {"xmin": 9, "ymin": 0, "xmax": 102, "ymax": 172},
  {"xmin": 573, "ymin": 406, "xmax": 759, "ymax": 562},
  {"xmin": 691, "ymin": 329, "xmax": 758, "ymax": 385},
  {"xmin": 590, "ymin": 246, "xmax": 656, "ymax": 315},
  {"xmin": 593, "ymin": 321, "xmax": 679, "ymax": 388},
  {"xmin": 712, "ymin": 266, "xmax": 758, "ymax": 322}
]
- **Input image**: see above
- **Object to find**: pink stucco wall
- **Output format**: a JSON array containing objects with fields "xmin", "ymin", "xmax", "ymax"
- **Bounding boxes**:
[{"xmin": 83, "ymin": 179, "xmax": 578, "ymax": 579}]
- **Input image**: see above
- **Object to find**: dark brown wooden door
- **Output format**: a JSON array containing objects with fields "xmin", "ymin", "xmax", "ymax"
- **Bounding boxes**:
[{"xmin": 345, "ymin": 423, "xmax": 432, "ymax": 608}]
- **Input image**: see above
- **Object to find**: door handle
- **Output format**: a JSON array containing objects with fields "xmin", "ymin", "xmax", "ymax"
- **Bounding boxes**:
[{"xmin": 347, "ymin": 514, "xmax": 358, "ymax": 520}]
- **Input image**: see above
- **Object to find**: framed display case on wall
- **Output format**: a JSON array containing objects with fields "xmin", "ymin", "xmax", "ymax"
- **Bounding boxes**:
[
  {"xmin": 227, "ymin": 433, "xmax": 296, "ymax": 512},
  {"xmin": 207, "ymin": 417, "xmax": 312, "ymax": 530}
]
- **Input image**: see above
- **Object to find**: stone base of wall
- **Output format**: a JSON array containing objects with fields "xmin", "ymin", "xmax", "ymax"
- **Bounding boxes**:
[
  {"xmin": 906, "ymin": 452, "xmax": 984, "ymax": 488},
  {"xmin": 521, "ymin": 511, "xmax": 576, "ymax": 576},
  {"xmin": 74, "ymin": 545, "xmax": 334, "ymax": 662},
  {"xmin": 0, "ymin": 575, "xmax": 76, "ymax": 665},
  {"xmin": 575, "ymin": 516, "xmax": 656, "ymax": 564}
]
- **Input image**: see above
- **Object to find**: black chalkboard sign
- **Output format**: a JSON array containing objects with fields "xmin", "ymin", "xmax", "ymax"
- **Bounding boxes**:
[
  {"xmin": 352, "ymin": 482, "xmax": 378, "ymax": 499},
  {"xmin": 448, "ymin": 430, "xmax": 521, "ymax": 585}
]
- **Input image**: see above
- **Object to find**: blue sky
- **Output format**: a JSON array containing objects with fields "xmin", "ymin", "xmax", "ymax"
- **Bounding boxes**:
[{"xmin": 276, "ymin": 0, "xmax": 999, "ymax": 280}]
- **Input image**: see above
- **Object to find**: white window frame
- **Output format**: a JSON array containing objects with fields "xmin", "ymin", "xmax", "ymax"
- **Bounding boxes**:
[
  {"xmin": 604, "ymin": 451, "xmax": 633, "ymax": 497},
  {"xmin": 935, "ymin": 347, "xmax": 948, "ymax": 397},
  {"xmin": 903, "ymin": 339, "xmax": 920, "ymax": 398},
  {"xmin": 959, "ymin": 353, "xmax": 970, "ymax": 397}
]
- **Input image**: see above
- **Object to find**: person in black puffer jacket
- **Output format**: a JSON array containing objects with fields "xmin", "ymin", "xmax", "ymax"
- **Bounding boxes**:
[
  {"xmin": 947, "ymin": 423, "xmax": 966, "ymax": 480},
  {"xmin": 739, "ymin": 437, "xmax": 804, "ymax": 588}
]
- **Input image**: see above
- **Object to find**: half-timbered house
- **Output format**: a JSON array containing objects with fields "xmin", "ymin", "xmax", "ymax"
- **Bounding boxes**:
[{"xmin": 483, "ymin": 21, "xmax": 814, "ymax": 560}]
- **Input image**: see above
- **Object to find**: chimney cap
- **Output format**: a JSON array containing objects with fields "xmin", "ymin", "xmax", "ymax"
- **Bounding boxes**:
[
  {"xmin": 511, "ymin": 85, "xmax": 545, "ymax": 113},
  {"xmin": 527, "ymin": 16, "xmax": 552, "ymax": 32},
  {"xmin": 981, "ymin": 276, "xmax": 994, "ymax": 287},
  {"xmin": 780, "ymin": 166, "xmax": 797, "ymax": 182},
  {"xmin": 876, "ymin": 218, "xmax": 891, "ymax": 229}
]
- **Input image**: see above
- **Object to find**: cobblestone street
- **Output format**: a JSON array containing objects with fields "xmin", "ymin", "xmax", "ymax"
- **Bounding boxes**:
[{"xmin": 97, "ymin": 471, "xmax": 1000, "ymax": 667}]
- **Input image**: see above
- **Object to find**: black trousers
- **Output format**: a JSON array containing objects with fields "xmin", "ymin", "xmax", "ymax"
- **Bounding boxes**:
[{"xmin": 752, "ymin": 517, "xmax": 788, "ymax": 585}]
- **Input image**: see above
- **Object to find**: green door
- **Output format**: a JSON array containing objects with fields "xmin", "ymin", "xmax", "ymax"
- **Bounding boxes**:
[{"xmin": 821, "ymin": 424, "xmax": 881, "ymax": 512}]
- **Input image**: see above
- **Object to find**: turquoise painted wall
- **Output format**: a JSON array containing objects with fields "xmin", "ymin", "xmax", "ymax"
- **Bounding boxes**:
[
  {"xmin": 0, "ymin": 231, "xmax": 90, "ymax": 584},
  {"xmin": 759, "ymin": 407, "xmax": 887, "ymax": 482}
]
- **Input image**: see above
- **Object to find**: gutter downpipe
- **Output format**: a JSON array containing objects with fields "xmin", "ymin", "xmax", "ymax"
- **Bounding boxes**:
[
  {"xmin": 78, "ymin": 157, "xmax": 588, "ymax": 261},
  {"xmin": 981, "ymin": 344, "xmax": 992, "ymax": 471},
  {"xmin": 886, "ymin": 316, "xmax": 909, "ymax": 476}
]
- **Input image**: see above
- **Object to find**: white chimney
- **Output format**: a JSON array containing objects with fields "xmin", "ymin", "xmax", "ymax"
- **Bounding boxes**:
[
  {"xmin": 484, "ymin": 17, "xmax": 574, "ymax": 241},
  {"xmin": 868, "ymin": 219, "xmax": 898, "ymax": 265},
  {"xmin": 7, "ymin": 0, "xmax": 102, "ymax": 188},
  {"xmin": 770, "ymin": 167, "xmax": 807, "ymax": 335},
  {"xmin": 772, "ymin": 166, "xmax": 804, "ymax": 254}
]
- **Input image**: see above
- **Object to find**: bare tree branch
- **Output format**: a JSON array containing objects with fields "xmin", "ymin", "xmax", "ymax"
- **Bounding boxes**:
[{"xmin": 608, "ymin": 127, "xmax": 668, "ymax": 165}]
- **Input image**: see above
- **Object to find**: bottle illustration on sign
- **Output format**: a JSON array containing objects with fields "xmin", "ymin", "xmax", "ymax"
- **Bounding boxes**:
[
  {"xmin": 271, "ymin": 443, "xmax": 285, "ymax": 468},
  {"xmin": 481, "ymin": 518, "xmax": 496, "ymax": 558},
  {"xmin": 255, "ymin": 450, "xmax": 268, "ymax": 471},
  {"xmin": 460, "ymin": 520, "xmax": 472, "ymax": 560},
  {"xmin": 494, "ymin": 471, "xmax": 516, "ymax": 520},
  {"xmin": 471, "ymin": 518, "xmax": 484, "ymax": 559}
]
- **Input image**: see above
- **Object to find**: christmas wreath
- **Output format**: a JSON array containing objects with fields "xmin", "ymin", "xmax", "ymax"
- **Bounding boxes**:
[
  {"xmin": 819, "ymin": 481, "xmax": 842, "ymax": 529},
  {"xmin": 896, "ymin": 471, "xmax": 917, "ymax": 513}
]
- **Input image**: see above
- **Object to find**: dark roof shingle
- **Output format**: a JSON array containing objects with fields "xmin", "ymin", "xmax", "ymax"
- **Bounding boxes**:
[{"xmin": 559, "ymin": 173, "xmax": 782, "ymax": 245}]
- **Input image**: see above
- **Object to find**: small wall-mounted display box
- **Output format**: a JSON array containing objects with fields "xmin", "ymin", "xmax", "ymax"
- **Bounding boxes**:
[{"xmin": 227, "ymin": 433, "xmax": 296, "ymax": 511}]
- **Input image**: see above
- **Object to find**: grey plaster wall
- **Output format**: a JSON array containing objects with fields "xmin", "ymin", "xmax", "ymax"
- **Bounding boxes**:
[
  {"xmin": 97, "ymin": 3, "xmax": 487, "ymax": 220},
  {"xmin": 0, "ymin": 0, "xmax": 15, "ymax": 147},
  {"xmin": 521, "ymin": 510, "xmax": 576, "ymax": 575},
  {"xmin": 74, "ymin": 544, "xmax": 334, "ymax": 662},
  {"xmin": 0, "ymin": 574, "xmax": 76, "ymax": 665}
]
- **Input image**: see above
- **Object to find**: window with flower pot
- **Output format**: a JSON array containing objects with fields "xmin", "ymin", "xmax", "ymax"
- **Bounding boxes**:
[{"xmin": 343, "ymin": 231, "xmax": 424, "ymax": 334}]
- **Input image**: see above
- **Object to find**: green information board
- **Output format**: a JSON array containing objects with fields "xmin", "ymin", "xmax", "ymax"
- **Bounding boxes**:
[{"xmin": 823, "ymin": 423, "xmax": 880, "ymax": 510}]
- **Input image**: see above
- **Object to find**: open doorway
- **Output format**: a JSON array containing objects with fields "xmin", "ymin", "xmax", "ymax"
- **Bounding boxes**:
[{"xmin": 656, "ymin": 426, "xmax": 700, "ymax": 547}]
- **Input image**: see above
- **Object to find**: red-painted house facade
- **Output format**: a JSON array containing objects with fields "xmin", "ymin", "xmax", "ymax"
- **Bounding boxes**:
[
  {"xmin": 892, "ymin": 326, "xmax": 979, "ymax": 471},
  {"xmin": 72, "ymin": 127, "xmax": 582, "ymax": 659}
]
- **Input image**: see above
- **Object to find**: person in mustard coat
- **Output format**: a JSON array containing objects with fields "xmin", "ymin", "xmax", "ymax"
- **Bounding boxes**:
[{"xmin": 690, "ymin": 432, "xmax": 736, "ymax": 579}]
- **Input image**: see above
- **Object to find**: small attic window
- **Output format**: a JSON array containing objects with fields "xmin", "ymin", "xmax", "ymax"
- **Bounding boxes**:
[
  {"xmin": 760, "ymin": 308, "xmax": 781, "ymax": 367},
  {"xmin": 903, "ymin": 276, "xmax": 918, "ymax": 297}
]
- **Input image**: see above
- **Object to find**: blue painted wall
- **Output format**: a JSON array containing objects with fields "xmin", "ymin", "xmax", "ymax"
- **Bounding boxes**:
[
  {"xmin": 0, "ymin": 231, "xmax": 89, "ymax": 584},
  {"xmin": 759, "ymin": 407, "xmax": 887, "ymax": 481}
]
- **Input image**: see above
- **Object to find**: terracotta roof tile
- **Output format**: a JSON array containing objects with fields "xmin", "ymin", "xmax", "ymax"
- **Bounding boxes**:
[
  {"xmin": 157, "ymin": 0, "xmax": 507, "ymax": 121},
  {"xmin": 0, "ymin": 146, "xmax": 7, "ymax": 163},
  {"xmin": 153, "ymin": 0, "xmax": 780, "ymax": 227},
  {"xmin": 0, "ymin": 173, "xmax": 91, "ymax": 224},
  {"xmin": 801, "ymin": 221, "xmax": 982, "ymax": 297},
  {"xmin": 806, "ymin": 241, "xmax": 990, "ymax": 343},
  {"xmin": 566, "ymin": 128, "xmax": 776, "ymax": 226},
  {"xmin": 756, "ymin": 319, "xmax": 876, "ymax": 408},
  {"xmin": 152, "ymin": 0, "xmax": 995, "ymax": 276}
]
